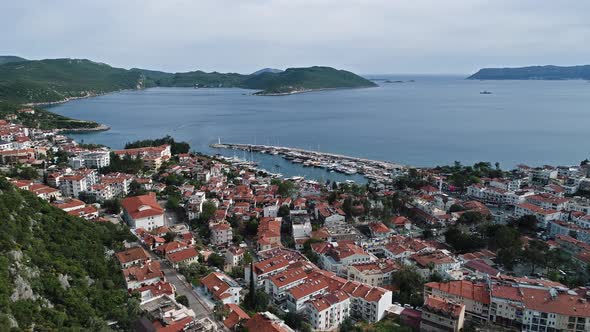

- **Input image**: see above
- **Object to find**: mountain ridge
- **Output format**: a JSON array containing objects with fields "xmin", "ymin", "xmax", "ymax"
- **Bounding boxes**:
[
  {"xmin": 468, "ymin": 64, "xmax": 590, "ymax": 80},
  {"xmin": 0, "ymin": 56, "xmax": 375, "ymax": 103}
]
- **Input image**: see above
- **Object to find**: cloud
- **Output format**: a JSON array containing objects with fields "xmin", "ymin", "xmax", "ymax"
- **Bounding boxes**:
[{"xmin": 1, "ymin": 0, "xmax": 588, "ymax": 74}]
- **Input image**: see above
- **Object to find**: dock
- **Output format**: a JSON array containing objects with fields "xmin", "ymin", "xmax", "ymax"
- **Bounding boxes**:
[{"xmin": 210, "ymin": 142, "xmax": 406, "ymax": 183}]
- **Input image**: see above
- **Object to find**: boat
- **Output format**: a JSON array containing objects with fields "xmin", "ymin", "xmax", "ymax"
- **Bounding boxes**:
[{"xmin": 480, "ymin": 90, "xmax": 492, "ymax": 95}]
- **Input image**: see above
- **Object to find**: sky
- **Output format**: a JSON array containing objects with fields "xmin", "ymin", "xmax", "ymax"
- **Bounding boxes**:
[{"xmin": 1, "ymin": 0, "xmax": 589, "ymax": 75}]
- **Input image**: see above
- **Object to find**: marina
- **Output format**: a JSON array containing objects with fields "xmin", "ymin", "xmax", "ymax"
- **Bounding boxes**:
[{"xmin": 211, "ymin": 142, "xmax": 406, "ymax": 183}]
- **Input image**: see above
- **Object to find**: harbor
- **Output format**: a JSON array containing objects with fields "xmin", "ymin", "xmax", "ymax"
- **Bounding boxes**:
[{"xmin": 210, "ymin": 142, "xmax": 406, "ymax": 183}]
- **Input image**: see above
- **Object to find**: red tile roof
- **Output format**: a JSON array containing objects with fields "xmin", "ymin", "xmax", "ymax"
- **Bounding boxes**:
[
  {"xmin": 116, "ymin": 247, "xmax": 150, "ymax": 265},
  {"xmin": 368, "ymin": 222, "xmax": 391, "ymax": 234},
  {"xmin": 123, "ymin": 261, "xmax": 163, "ymax": 284},
  {"xmin": 423, "ymin": 295, "xmax": 464, "ymax": 318},
  {"xmin": 521, "ymin": 287, "xmax": 590, "ymax": 317},
  {"xmin": 223, "ymin": 304, "xmax": 250, "ymax": 329},
  {"xmin": 288, "ymin": 279, "xmax": 329, "ymax": 300},
  {"xmin": 166, "ymin": 247, "xmax": 198, "ymax": 263},
  {"xmin": 200, "ymin": 272, "xmax": 237, "ymax": 301},
  {"xmin": 122, "ymin": 193, "xmax": 164, "ymax": 219},
  {"xmin": 243, "ymin": 313, "xmax": 291, "ymax": 332},
  {"xmin": 426, "ymin": 280, "xmax": 490, "ymax": 304}
]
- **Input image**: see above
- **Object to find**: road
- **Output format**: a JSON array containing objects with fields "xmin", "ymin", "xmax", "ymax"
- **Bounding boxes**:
[{"xmin": 162, "ymin": 265, "xmax": 211, "ymax": 319}]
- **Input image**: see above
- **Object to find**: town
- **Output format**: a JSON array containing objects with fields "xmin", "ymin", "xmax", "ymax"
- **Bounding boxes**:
[{"xmin": 2, "ymin": 110, "xmax": 590, "ymax": 332}]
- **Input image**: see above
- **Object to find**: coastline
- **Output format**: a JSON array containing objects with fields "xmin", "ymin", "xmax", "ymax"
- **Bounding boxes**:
[
  {"xmin": 55, "ymin": 124, "xmax": 111, "ymax": 133},
  {"xmin": 26, "ymin": 89, "xmax": 141, "ymax": 132},
  {"xmin": 254, "ymin": 85, "xmax": 378, "ymax": 96},
  {"xmin": 23, "ymin": 92, "xmax": 101, "ymax": 107}
]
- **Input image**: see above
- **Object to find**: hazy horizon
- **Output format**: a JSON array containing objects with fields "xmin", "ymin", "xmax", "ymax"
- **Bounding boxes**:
[{"xmin": 2, "ymin": 1, "xmax": 589, "ymax": 75}]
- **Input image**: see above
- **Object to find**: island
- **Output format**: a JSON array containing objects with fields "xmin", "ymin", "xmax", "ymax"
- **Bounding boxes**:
[
  {"xmin": 244, "ymin": 66, "xmax": 377, "ymax": 95},
  {"xmin": 468, "ymin": 65, "xmax": 590, "ymax": 80}
]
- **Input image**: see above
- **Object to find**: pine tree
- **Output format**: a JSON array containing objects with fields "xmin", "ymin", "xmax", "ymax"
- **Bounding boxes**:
[{"xmin": 248, "ymin": 262, "xmax": 256, "ymax": 309}]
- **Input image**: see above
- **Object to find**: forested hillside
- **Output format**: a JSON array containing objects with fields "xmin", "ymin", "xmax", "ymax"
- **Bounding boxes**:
[
  {"xmin": 0, "ymin": 58, "xmax": 146, "ymax": 103},
  {"xmin": 0, "ymin": 178, "xmax": 139, "ymax": 331},
  {"xmin": 0, "ymin": 57, "xmax": 376, "ymax": 104}
]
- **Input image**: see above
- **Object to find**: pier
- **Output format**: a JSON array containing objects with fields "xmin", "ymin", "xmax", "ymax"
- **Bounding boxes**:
[{"xmin": 210, "ymin": 142, "xmax": 406, "ymax": 183}]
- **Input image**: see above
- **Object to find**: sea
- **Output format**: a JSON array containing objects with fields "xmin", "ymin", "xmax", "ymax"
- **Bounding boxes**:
[{"xmin": 48, "ymin": 75, "xmax": 590, "ymax": 183}]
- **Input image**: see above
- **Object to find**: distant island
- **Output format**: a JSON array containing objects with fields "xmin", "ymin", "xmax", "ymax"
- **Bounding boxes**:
[
  {"xmin": 251, "ymin": 68, "xmax": 283, "ymax": 75},
  {"xmin": 468, "ymin": 65, "xmax": 590, "ymax": 80},
  {"xmin": 0, "ymin": 56, "xmax": 376, "ymax": 104},
  {"xmin": 245, "ymin": 67, "xmax": 377, "ymax": 95}
]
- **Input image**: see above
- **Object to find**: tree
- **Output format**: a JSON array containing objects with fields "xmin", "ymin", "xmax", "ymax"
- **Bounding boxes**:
[
  {"xmin": 207, "ymin": 253, "xmax": 225, "ymax": 269},
  {"xmin": 277, "ymin": 181, "xmax": 296, "ymax": 197},
  {"xmin": 444, "ymin": 226, "xmax": 485, "ymax": 253},
  {"xmin": 163, "ymin": 231, "xmax": 177, "ymax": 243},
  {"xmin": 391, "ymin": 265, "xmax": 425, "ymax": 307},
  {"xmin": 176, "ymin": 295, "xmax": 189, "ymax": 307},
  {"xmin": 514, "ymin": 215, "xmax": 538, "ymax": 233},
  {"xmin": 102, "ymin": 199, "xmax": 121, "ymax": 214},
  {"xmin": 278, "ymin": 205, "xmax": 290, "ymax": 218},
  {"xmin": 339, "ymin": 318, "xmax": 360, "ymax": 332},
  {"xmin": 200, "ymin": 201, "xmax": 217, "ymax": 221},
  {"xmin": 496, "ymin": 247, "xmax": 522, "ymax": 270},
  {"xmin": 449, "ymin": 204, "xmax": 464, "ymax": 213},
  {"xmin": 244, "ymin": 220, "xmax": 259, "ymax": 237},
  {"xmin": 124, "ymin": 136, "xmax": 190, "ymax": 155},
  {"xmin": 283, "ymin": 312, "xmax": 306, "ymax": 331},
  {"xmin": 128, "ymin": 180, "xmax": 147, "ymax": 196},
  {"xmin": 524, "ymin": 240, "xmax": 550, "ymax": 274},
  {"xmin": 486, "ymin": 224, "xmax": 521, "ymax": 250},
  {"xmin": 457, "ymin": 211, "xmax": 486, "ymax": 225},
  {"xmin": 166, "ymin": 196, "xmax": 180, "ymax": 209},
  {"xmin": 9, "ymin": 165, "xmax": 39, "ymax": 180},
  {"xmin": 342, "ymin": 197, "xmax": 353, "ymax": 217},
  {"xmin": 245, "ymin": 262, "xmax": 257, "ymax": 310}
]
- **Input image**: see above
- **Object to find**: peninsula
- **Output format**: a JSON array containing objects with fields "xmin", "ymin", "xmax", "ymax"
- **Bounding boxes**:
[
  {"xmin": 0, "ymin": 56, "xmax": 376, "ymax": 130},
  {"xmin": 0, "ymin": 56, "xmax": 376, "ymax": 104},
  {"xmin": 468, "ymin": 64, "xmax": 590, "ymax": 80}
]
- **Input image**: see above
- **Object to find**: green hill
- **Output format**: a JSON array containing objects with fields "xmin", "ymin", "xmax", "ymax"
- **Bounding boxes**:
[
  {"xmin": 0, "ymin": 57, "xmax": 376, "ymax": 129},
  {"xmin": 0, "ymin": 56, "xmax": 27, "ymax": 65},
  {"xmin": 468, "ymin": 65, "xmax": 590, "ymax": 80},
  {"xmin": 0, "ymin": 58, "xmax": 146, "ymax": 103},
  {"xmin": 0, "ymin": 57, "xmax": 375, "ymax": 103},
  {"xmin": 133, "ymin": 68, "xmax": 247, "ymax": 88},
  {"xmin": 243, "ymin": 66, "xmax": 377, "ymax": 95},
  {"xmin": 0, "ymin": 178, "xmax": 138, "ymax": 330}
]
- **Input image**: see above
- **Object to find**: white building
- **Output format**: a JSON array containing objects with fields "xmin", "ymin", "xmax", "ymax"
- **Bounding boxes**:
[
  {"xmin": 210, "ymin": 222, "xmax": 233, "ymax": 246},
  {"xmin": 514, "ymin": 203, "xmax": 561, "ymax": 229},
  {"xmin": 306, "ymin": 291, "xmax": 350, "ymax": 331},
  {"xmin": 69, "ymin": 151, "xmax": 110, "ymax": 169},
  {"xmin": 341, "ymin": 281, "xmax": 393, "ymax": 323},
  {"xmin": 121, "ymin": 193, "xmax": 165, "ymax": 230},
  {"xmin": 200, "ymin": 272, "xmax": 242, "ymax": 305},
  {"xmin": 263, "ymin": 204, "xmax": 279, "ymax": 218},
  {"xmin": 60, "ymin": 169, "xmax": 97, "ymax": 198}
]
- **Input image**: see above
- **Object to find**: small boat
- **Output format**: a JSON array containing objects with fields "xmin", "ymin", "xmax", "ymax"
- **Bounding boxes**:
[{"xmin": 480, "ymin": 90, "xmax": 492, "ymax": 95}]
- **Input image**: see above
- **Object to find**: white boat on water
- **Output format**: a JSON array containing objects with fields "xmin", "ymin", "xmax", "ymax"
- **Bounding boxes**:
[{"xmin": 289, "ymin": 176, "xmax": 305, "ymax": 181}]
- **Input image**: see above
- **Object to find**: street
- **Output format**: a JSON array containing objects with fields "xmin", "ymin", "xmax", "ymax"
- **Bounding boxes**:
[{"xmin": 162, "ymin": 265, "xmax": 211, "ymax": 319}]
